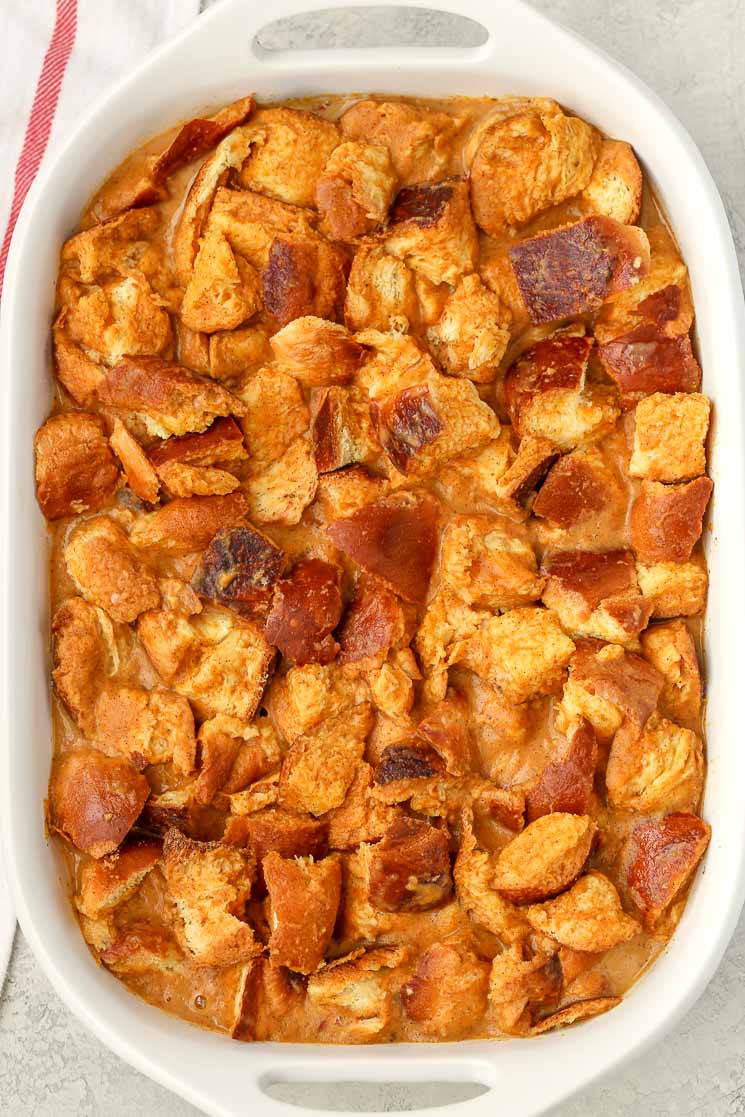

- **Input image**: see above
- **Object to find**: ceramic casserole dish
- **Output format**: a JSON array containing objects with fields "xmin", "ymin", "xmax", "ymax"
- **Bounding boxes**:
[{"xmin": 2, "ymin": 0, "xmax": 745, "ymax": 1114}]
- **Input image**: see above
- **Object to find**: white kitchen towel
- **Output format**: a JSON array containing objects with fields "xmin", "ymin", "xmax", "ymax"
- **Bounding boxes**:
[{"xmin": 0, "ymin": 0, "xmax": 202, "ymax": 988}]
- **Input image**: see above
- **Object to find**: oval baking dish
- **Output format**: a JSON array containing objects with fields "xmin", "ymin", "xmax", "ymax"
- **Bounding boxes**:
[{"xmin": 2, "ymin": 1, "xmax": 745, "ymax": 1115}]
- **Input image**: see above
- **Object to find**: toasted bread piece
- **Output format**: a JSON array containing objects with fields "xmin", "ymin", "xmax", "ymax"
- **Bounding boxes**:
[
  {"xmin": 138, "ymin": 604, "xmax": 274, "ymax": 720},
  {"xmin": 344, "ymin": 245, "xmax": 418, "ymax": 333},
  {"xmin": 265, "ymin": 558, "xmax": 343, "ymax": 666},
  {"xmin": 35, "ymin": 412, "xmax": 120, "ymax": 519},
  {"xmin": 109, "ymin": 419, "xmax": 159, "ymax": 503},
  {"xmin": 641, "ymin": 620, "xmax": 701, "ymax": 722},
  {"xmin": 97, "ymin": 357, "xmax": 246, "ymax": 439},
  {"xmin": 279, "ymin": 704, "xmax": 373, "ymax": 816},
  {"xmin": 630, "ymin": 393, "xmax": 710, "ymax": 482},
  {"xmin": 317, "ymin": 141, "xmax": 397, "ymax": 240},
  {"xmin": 427, "ymin": 274, "xmax": 511, "ymax": 382},
  {"xmin": 509, "ymin": 217, "xmax": 650, "ymax": 325},
  {"xmin": 636, "ymin": 557, "xmax": 708, "ymax": 619},
  {"xmin": 263, "ymin": 851, "xmax": 342, "ymax": 973},
  {"xmin": 493, "ymin": 813, "xmax": 596, "ymax": 904},
  {"xmin": 401, "ymin": 943, "xmax": 489, "ymax": 1038},
  {"xmin": 581, "ymin": 139, "xmax": 642, "ymax": 224},
  {"xmin": 65, "ymin": 516, "xmax": 160, "ymax": 623},
  {"xmin": 630, "ymin": 477, "xmax": 712, "ymax": 563},
  {"xmin": 469, "ymin": 103, "xmax": 600, "ymax": 234},
  {"xmin": 525, "ymin": 871, "xmax": 640, "ymax": 952},
  {"xmin": 49, "ymin": 748, "xmax": 150, "ymax": 858},
  {"xmin": 238, "ymin": 106, "xmax": 340, "ymax": 208},
  {"xmin": 340, "ymin": 99, "xmax": 463, "ymax": 184},
  {"xmin": 162, "ymin": 829, "xmax": 260, "ymax": 967},
  {"xmin": 606, "ymin": 715, "xmax": 703, "ymax": 814},
  {"xmin": 75, "ymin": 841, "xmax": 161, "ymax": 919},
  {"xmin": 454, "ymin": 606, "xmax": 575, "ymax": 704},
  {"xmin": 383, "ymin": 177, "xmax": 478, "ymax": 286},
  {"xmin": 622, "ymin": 812, "xmax": 710, "ymax": 929},
  {"xmin": 368, "ymin": 817, "xmax": 452, "ymax": 912},
  {"xmin": 129, "ymin": 492, "xmax": 248, "ymax": 553}
]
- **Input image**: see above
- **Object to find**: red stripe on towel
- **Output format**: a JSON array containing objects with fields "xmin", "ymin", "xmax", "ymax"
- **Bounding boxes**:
[{"xmin": 0, "ymin": 0, "xmax": 78, "ymax": 298}]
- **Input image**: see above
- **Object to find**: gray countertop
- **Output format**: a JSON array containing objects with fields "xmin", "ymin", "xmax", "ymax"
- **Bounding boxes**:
[{"xmin": 2, "ymin": 1, "xmax": 745, "ymax": 1114}]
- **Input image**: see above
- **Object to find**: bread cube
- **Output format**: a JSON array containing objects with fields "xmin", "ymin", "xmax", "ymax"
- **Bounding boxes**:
[
  {"xmin": 525, "ymin": 870, "xmax": 640, "ymax": 952},
  {"xmin": 401, "ymin": 943, "xmax": 490, "ymax": 1038},
  {"xmin": 92, "ymin": 684, "xmax": 196, "ymax": 775},
  {"xmin": 581, "ymin": 139, "xmax": 642, "ymax": 224},
  {"xmin": 505, "ymin": 335, "xmax": 619, "ymax": 450},
  {"xmin": 129, "ymin": 492, "xmax": 248, "ymax": 554},
  {"xmin": 311, "ymin": 385, "xmax": 378, "ymax": 472},
  {"xmin": 368, "ymin": 817, "xmax": 452, "ymax": 912},
  {"xmin": 344, "ymin": 245, "xmax": 418, "ymax": 333},
  {"xmin": 35, "ymin": 412, "xmax": 120, "ymax": 520},
  {"xmin": 181, "ymin": 224, "xmax": 262, "ymax": 333},
  {"xmin": 383, "ymin": 177, "xmax": 478, "ymax": 286},
  {"xmin": 98, "ymin": 356, "xmax": 246, "ymax": 439},
  {"xmin": 524, "ymin": 719, "xmax": 598, "ymax": 822},
  {"xmin": 438, "ymin": 514, "xmax": 544, "ymax": 611},
  {"xmin": 554, "ymin": 642, "xmax": 663, "ymax": 743},
  {"xmin": 270, "ymin": 317, "xmax": 364, "ymax": 389},
  {"xmin": 340, "ymin": 99, "xmax": 462, "ymax": 184},
  {"xmin": 641, "ymin": 620, "xmax": 701, "ymax": 722},
  {"xmin": 263, "ymin": 851, "xmax": 342, "ymax": 973},
  {"xmin": 636, "ymin": 557, "xmax": 708, "ymax": 618},
  {"xmin": 279, "ymin": 704, "xmax": 373, "ymax": 816},
  {"xmin": 455, "ymin": 606, "xmax": 575, "ymax": 704},
  {"xmin": 629, "ymin": 392, "xmax": 710, "ymax": 481},
  {"xmin": 328, "ymin": 493, "xmax": 439, "ymax": 605},
  {"xmin": 427, "ymin": 274, "xmax": 511, "ymax": 382},
  {"xmin": 237, "ymin": 106, "xmax": 340, "ymax": 208},
  {"xmin": 109, "ymin": 419, "xmax": 159, "ymax": 503},
  {"xmin": 630, "ymin": 477, "xmax": 712, "ymax": 563},
  {"xmin": 267, "ymin": 661, "xmax": 367, "ymax": 743},
  {"xmin": 75, "ymin": 841, "xmax": 161, "ymax": 920},
  {"xmin": 138, "ymin": 604, "xmax": 274, "ymax": 720},
  {"xmin": 488, "ymin": 942, "xmax": 563, "ymax": 1035},
  {"xmin": 62, "ymin": 274, "xmax": 172, "ymax": 367},
  {"xmin": 509, "ymin": 217, "xmax": 650, "ymax": 325},
  {"xmin": 316, "ymin": 465, "xmax": 389, "ymax": 521},
  {"xmin": 49, "ymin": 748, "xmax": 150, "ymax": 858},
  {"xmin": 244, "ymin": 437, "xmax": 318, "ymax": 526},
  {"xmin": 541, "ymin": 549, "xmax": 651, "ymax": 646},
  {"xmin": 265, "ymin": 558, "xmax": 343, "ymax": 665},
  {"xmin": 307, "ymin": 944, "xmax": 407, "ymax": 1042},
  {"xmin": 192, "ymin": 523, "xmax": 285, "ymax": 621},
  {"xmin": 316, "ymin": 141, "xmax": 397, "ymax": 240},
  {"xmin": 65, "ymin": 516, "xmax": 160, "ymax": 623},
  {"xmin": 606, "ymin": 716, "xmax": 703, "ymax": 814},
  {"xmin": 262, "ymin": 234, "xmax": 348, "ymax": 328},
  {"xmin": 623, "ymin": 812, "xmax": 710, "ymax": 929},
  {"xmin": 162, "ymin": 828, "xmax": 260, "ymax": 967},
  {"xmin": 469, "ymin": 102, "xmax": 600, "ymax": 234},
  {"xmin": 493, "ymin": 813, "xmax": 596, "ymax": 903}
]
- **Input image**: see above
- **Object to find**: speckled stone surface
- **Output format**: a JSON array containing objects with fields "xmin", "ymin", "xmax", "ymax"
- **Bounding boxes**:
[{"xmin": 2, "ymin": 2, "xmax": 744, "ymax": 1114}]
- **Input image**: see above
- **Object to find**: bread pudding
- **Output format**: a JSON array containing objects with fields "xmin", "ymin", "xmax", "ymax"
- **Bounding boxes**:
[{"xmin": 36, "ymin": 92, "xmax": 711, "ymax": 1042}]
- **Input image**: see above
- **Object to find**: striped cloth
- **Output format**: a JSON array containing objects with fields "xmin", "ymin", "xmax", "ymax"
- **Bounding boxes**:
[{"xmin": 0, "ymin": 0, "xmax": 201, "ymax": 987}]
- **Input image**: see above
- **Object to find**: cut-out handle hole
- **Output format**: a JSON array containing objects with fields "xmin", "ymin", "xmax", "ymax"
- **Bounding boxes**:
[
  {"xmin": 265, "ymin": 1081, "xmax": 490, "ymax": 1111},
  {"xmin": 255, "ymin": 6, "xmax": 489, "ymax": 51}
]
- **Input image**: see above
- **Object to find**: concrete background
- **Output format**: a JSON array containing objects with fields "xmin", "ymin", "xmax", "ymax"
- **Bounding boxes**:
[{"xmin": 2, "ymin": 1, "xmax": 745, "ymax": 1113}]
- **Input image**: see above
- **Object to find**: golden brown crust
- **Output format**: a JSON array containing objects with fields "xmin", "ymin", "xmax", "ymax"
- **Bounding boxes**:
[
  {"xmin": 35, "ymin": 412, "xmax": 120, "ymax": 519},
  {"xmin": 49, "ymin": 748, "xmax": 150, "ymax": 858},
  {"xmin": 263, "ymin": 851, "xmax": 342, "ymax": 972}
]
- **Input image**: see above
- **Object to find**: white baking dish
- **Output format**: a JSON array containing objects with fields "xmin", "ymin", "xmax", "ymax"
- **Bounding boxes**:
[{"xmin": 2, "ymin": 0, "xmax": 745, "ymax": 1114}]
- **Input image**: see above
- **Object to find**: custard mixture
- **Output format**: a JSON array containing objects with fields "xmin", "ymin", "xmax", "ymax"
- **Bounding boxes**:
[{"xmin": 37, "ymin": 92, "xmax": 711, "ymax": 1042}]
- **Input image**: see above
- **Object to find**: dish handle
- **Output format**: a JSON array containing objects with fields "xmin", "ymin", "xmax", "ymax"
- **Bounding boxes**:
[
  {"xmin": 191, "ymin": 0, "xmax": 554, "ymax": 68},
  {"xmin": 199, "ymin": 1049, "xmax": 548, "ymax": 1117}
]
